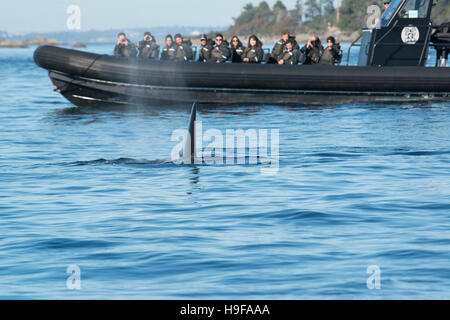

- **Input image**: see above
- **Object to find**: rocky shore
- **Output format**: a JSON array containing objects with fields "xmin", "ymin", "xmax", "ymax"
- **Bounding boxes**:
[{"xmin": 0, "ymin": 36, "xmax": 61, "ymax": 48}]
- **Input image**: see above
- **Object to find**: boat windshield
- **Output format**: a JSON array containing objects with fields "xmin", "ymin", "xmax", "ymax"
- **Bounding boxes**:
[
  {"xmin": 379, "ymin": 0, "xmax": 403, "ymax": 27},
  {"xmin": 398, "ymin": 0, "xmax": 430, "ymax": 19},
  {"xmin": 379, "ymin": 0, "xmax": 431, "ymax": 26}
]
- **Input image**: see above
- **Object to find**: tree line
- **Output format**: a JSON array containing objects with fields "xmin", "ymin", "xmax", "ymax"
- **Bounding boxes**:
[{"xmin": 229, "ymin": 0, "xmax": 450, "ymax": 35}]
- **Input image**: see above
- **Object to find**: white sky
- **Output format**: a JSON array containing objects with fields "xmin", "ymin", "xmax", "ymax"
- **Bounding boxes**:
[{"xmin": 0, "ymin": 0, "xmax": 309, "ymax": 33}]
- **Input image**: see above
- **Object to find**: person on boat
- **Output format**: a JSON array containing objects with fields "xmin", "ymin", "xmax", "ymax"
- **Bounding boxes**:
[
  {"xmin": 161, "ymin": 35, "xmax": 176, "ymax": 61},
  {"xmin": 319, "ymin": 36, "xmax": 343, "ymax": 65},
  {"xmin": 230, "ymin": 36, "xmax": 245, "ymax": 63},
  {"xmin": 383, "ymin": 0, "xmax": 391, "ymax": 11},
  {"xmin": 173, "ymin": 33, "xmax": 193, "ymax": 62},
  {"xmin": 114, "ymin": 32, "xmax": 137, "ymax": 58},
  {"xmin": 277, "ymin": 39, "xmax": 300, "ymax": 65},
  {"xmin": 242, "ymin": 35, "xmax": 264, "ymax": 64},
  {"xmin": 138, "ymin": 32, "xmax": 160, "ymax": 59},
  {"xmin": 299, "ymin": 36, "xmax": 324, "ymax": 64},
  {"xmin": 269, "ymin": 30, "xmax": 299, "ymax": 63},
  {"xmin": 198, "ymin": 34, "xmax": 213, "ymax": 62},
  {"xmin": 210, "ymin": 34, "xmax": 231, "ymax": 63}
]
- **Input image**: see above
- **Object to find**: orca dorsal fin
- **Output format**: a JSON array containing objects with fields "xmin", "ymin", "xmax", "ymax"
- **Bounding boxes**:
[{"xmin": 183, "ymin": 102, "xmax": 197, "ymax": 161}]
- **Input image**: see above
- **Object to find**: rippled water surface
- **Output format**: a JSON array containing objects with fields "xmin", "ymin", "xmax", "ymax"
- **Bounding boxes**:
[{"xmin": 0, "ymin": 44, "xmax": 449, "ymax": 299}]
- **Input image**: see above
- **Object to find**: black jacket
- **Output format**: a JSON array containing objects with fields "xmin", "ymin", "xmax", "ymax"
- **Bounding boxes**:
[
  {"xmin": 160, "ymin": 45, "xmax": 176, "ymax": 61},
  {"xmin": 231, "ymin": 45, "xmax": 245, "ymax": 63},
  {"xmin": 210, "ymin": 42, "xmax": 231, "ymax": 63},
  {"xmin": 278, "ymin": 48, "xmax": 300, "ymax": 65},
  {"xmin": 198, "ymin": 40, "xmax": 214, "ymax": 62},
  {"xmin": 319, "ymin": 44, "xmax": 342, "ymax": 65},
  {"xmin": 270, "ymin": 37, "xmax": 299, "ymax": 60},
  {"xmin": 114, "ymin": 40, "xmax": 137, "ymax": 57},
  {"xmin": 138, "ymin": 40, "xmax": 160, "ymax": 59},
  {"xmin": 300, "ymin": 42, "xmax": 324, "ymax": 64},
  {"xmin": 173, "ymin": 42, "xmax": 193, "ymax": 62},
  {"xmin": 243, "ymin": 46, "xmax": 264, "ymax": 63}
]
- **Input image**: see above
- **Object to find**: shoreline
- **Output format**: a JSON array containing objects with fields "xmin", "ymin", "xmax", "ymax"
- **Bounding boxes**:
[
  {"xmin": 184, "ymin": 29, "xmax": 360, "ymax": 45},
  {"xmin": 0, "ymin": 36, "xmax": 61, "ymax": 48},
  {"xmin": 0, "ymin": 31, "xmax": 360, "ymax": 48}
]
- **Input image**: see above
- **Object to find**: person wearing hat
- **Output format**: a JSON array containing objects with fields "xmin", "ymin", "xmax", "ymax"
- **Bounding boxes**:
[
  {"xmin": 161, "ymin": 34, "xmax": 176, "ymax": 61},
  {"xmin": 173, "ymin": 33, "xmax": 193, "ymax": 62},
  {"xmin": 138, "ymin": 32, "xmax": 160, "ymax": 59},
  {"xmin": 383, "ymin": 0, "xmax": 391, "ymax": 10},
  {"xmin": 198, "ymin": 34, "xmax": 213, "ymax": 62}
]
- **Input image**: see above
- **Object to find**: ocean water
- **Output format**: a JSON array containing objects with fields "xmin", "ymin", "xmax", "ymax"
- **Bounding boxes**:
[{"xmin": 0, "ymin": 44, "xmax": 449, "ymax": 299}]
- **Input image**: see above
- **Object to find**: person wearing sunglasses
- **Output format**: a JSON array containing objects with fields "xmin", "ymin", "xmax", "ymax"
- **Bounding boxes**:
[
  {"xmin": 209, "ymin": 34, "xmax": 231, "ymax": 63},
  {"xmin": 230, "ymin": 36, "xmax": 245, "ymax": 63}
]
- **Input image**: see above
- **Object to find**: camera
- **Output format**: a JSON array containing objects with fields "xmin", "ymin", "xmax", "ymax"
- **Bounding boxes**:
[{"xmin": 332, "ymin": 43, "xmax": 341, "ymax": 51}]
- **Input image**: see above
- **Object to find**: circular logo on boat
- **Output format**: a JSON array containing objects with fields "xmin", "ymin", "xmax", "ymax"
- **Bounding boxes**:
[{"xmin": 401, "ymin": 26, "xmax": 420, "ymax": 44}]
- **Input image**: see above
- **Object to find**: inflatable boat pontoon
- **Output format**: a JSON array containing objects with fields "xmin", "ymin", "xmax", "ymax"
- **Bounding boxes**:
[{"xmin": 34, "ymin": 0, "xmax": 450, "ymax": 107}]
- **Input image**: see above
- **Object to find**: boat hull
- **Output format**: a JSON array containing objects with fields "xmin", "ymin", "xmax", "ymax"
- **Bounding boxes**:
[{"xmin": 35, "ymin": 45, "xmax": 450, "ymax": 107}]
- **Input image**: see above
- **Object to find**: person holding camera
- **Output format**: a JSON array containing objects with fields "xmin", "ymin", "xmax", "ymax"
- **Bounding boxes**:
[
  {"xmin": 319, "ymin": 36, "xmax": 343, "ymax": 65},
  {"xmin": 138, "ymin": 32, "xmax": 160, "ymax": 60},
  {"xmin": 114, "ymin": 32, "xmax": 137, "ymax": 58},
  {"xmin": 299, "ymin": 36, "xmax": 324, "ymax": 64},
  {"xmin": 277, "ymin": 39, "xmax": 300, "ymax": 65}
]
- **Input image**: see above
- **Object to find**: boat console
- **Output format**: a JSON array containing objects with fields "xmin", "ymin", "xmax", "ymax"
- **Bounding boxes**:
[{"xmin": 354, "ymin": 0, "xmax": 449, "ymax": 67}]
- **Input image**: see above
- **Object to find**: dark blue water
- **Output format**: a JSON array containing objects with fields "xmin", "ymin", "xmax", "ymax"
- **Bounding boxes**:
[{"xmin": 0, "ymin": 44, "xmax": 449, "ymax": 299}]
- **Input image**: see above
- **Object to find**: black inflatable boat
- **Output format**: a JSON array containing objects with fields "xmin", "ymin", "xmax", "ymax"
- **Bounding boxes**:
[{"xmin": 34, "ymin": 0, "xmax": 450, "ymax": 107}]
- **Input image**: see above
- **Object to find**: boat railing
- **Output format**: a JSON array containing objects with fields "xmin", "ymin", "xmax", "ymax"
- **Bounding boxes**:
[{"xmin": 346, "ymin": 34, "xmax": 362, "ymax": 66}]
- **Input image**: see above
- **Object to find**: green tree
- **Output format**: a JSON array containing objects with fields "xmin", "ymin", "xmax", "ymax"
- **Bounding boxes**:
[
  {"xmin": 322, "ymin": 0, "xmax": 335, "ymax": 16},
  {"xmin": 432, "ymin": 0, "xmax": 450, "ymax": 23},
  {"xmin": 258, "ymin": 1, "xmax": 270, "ymax": 11},
  {"xmin": 337, "ymin": 0, "xmax": 372, "ymax": 31},
  {"xmin": 295, "ymin": 0, "xmax": 304, "ymax": 23},
  {"xmin": 234, "ymin": 3, "xmax": 257, "ymax": 25},
  {"xmin": 273, "ymin": 0, "xmax": 287, "ymax": 11},
  {"xmin": 304, "ymin": 0, "xmax": 322, "ymax": 21}
]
